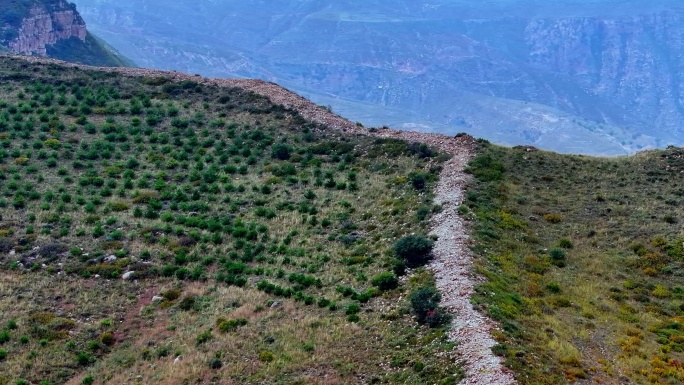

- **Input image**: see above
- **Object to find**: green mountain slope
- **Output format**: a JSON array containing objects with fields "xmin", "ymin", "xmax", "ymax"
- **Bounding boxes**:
[
  {"xmin": 466, "ymin": 143, "xmax": 684, "ymax": 383},
  {"xmin": 0, "ymin": 56, "xmax": 459, "ymax": 384},
  {"xmin": 45, "ymin": 33, "xmax": 133, "ymax": 67}
]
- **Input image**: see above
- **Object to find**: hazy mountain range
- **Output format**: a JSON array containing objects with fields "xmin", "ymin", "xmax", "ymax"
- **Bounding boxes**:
[{"xmin": 71, "ymin": 0, "xmax": 684, "ymax": 155}]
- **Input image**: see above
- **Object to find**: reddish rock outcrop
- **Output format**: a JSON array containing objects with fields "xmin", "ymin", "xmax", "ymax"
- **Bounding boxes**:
[{"xmin": 8, "ymin": 1, "xmax": 87, "ymax": 56}]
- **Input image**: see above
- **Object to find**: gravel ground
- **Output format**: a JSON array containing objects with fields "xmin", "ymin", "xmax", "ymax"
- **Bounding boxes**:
[
  {"xmin": 427, "ymin": 143, "xmax": 518, "ymax": 385},
  {"xmin": 10, "ymin": 55, "xmax": 519, "ymax": 384},
  {"xmin": 371, "ymin": 128, "xmax": 518, "ymax": 385}
]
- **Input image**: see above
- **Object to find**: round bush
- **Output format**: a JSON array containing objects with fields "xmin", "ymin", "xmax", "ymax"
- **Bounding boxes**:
[
  {"xmin": 208, "ymin": 357, "xmax": 223, "ymax": 369},
  {"xmin": 393, "ymin": 235, "xmax": 434, "ymax": 267},
  {"xmin": 549, "ymin": 248, "xmax": 567, "ymax": 267},
  {"xmin": 100, "ymin": 332, "xmax": 115, "ymax": 346},
  {"xmin": 409, "ymin": 172, "xmax": 427, "ymax": 190},
  {"xmin": 409, "ymin": 286, "xmax": 452, "ymax": 327},
  {"xmin": 410, "ymin": 286, "xmax": 441, "ymax": 323},
  {"xmin": 271, "ymin": 144, "xmax": 292, "ymax": 160},
  {"xmin": 371, "ymin": 272, "xmax": 399, "ymax": 291}
]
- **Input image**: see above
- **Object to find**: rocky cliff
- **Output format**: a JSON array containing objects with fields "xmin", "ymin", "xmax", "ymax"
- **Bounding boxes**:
[
  {"xmin": 7, "ymin": 1, "xmax": 86, "ymax": 56},
  {"xmin": 0, "ymin": 0, "xmax": 130, "ymax": 66}
]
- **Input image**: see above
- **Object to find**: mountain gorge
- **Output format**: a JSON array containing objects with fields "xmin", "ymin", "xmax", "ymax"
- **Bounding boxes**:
[
  {"xmin": 0, "ymin": 0, "xmax": 129, "ymax": 66},
  {"xmin": 71, "ymin": 0, "xmax": 684, "ymax": 154}
]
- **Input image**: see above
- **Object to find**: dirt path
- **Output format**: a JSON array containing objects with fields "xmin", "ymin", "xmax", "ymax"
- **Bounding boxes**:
[
  {"xmin": 9, "ymin": 55, "xmax": 518, "ymax": 384},
  {"xmin": 427, "ymin": 144, "xmax": 518, "ymax": 385},
  {"xmin": 369, "ymin": 130, "xmax": 518, "ymax": 385}
]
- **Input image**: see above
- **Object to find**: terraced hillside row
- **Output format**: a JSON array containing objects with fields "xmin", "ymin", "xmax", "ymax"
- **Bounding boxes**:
[{"xmin": 0, "ymin": 56, "xmax": 462, "ymax": 385}]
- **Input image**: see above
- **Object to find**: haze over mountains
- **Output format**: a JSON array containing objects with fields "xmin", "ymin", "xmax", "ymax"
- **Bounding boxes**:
[
  {"xmin": 0, "ymin": 0, "xmax": 129, "ymax": 66},
  {"xmin": 72, "ymin": 0, "xmax": 684, "ymax": 155}
]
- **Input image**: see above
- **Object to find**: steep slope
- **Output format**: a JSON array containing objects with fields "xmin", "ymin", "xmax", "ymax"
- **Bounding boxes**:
[
  {"xmin": 0, "ymin": 55, "xmax": 468, "ymax": 385},
  {"xmin": 465, "ymin": 142, "xmax": 684, "ymax": 383},
  {"xmin": 71, "ymin": 0, "xmax": 684, "ymax": 155},
  {"xmin": 0, "ymin": 0, "xmax": 130, "ymax": 66}
]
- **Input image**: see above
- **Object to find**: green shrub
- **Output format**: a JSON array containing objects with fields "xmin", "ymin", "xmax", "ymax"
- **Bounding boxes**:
[
  {"xmin": 393, "ymin": 235, "xmax": 434, "ymax": 267},
  {"xmin": 317, "ymin": 298, "xmax": 331, "ymax": 308},
  {"xmin": 371, "ymin": 272, "xmax": 399, "ymax": 291},
  {"xmin": 217, "ymin": 318, "xmax": 248, "ymax": 332},
  {"xmin": 664, "ymin": 215, "xmax": 678, "ymax": 224},
  {"xmin": 271, "ymin": 143, "xmax": 292, "ymax": 160},
  {"xmin": 208, "ymin": 357, "xmax": 222, "ymax": 369},
  {"xmin": 0, "ymin": 329, "xmax": 10, "ymax": 344},
  {"xmin": 178, "ymin": 295, "xmax": 199, "ymax": 311},
  {"xmin": 549, "ymin": 248, "xmax": 567, "ymax": 267},
  {"xmin": 345, "ymin": 303, "xmax": 361, "ymax": 315},
  {"xmin": 92, "ymin": 225, "xmax": 104, "ymax": 237},
  {"xmin": 258, "ymin": 350, "xmax": 275, "ymax": 362},
  {"xmin": 76, "ymin": 351, "xmax": 94, "ymax": 366},
  {"xmin": 466, "ymin": 153, "xmax": 504, "ymax": 181},
  {"xmin": 558, "ymin": 238, "xmax": 573, "ymax": 249},
  {"xmin": 409, "ymin": 172, "xmax": 428, "ymax": 190},
  {"xmin": 409, "ymin": 286, "xmax": 451, "ymax": 327},
  {"xmin": 196, "ymin": 330, "xmax": 213, "ymax": 345}
]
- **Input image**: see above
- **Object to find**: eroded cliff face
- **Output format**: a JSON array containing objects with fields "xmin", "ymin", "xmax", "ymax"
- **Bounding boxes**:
[
  {"xmin": 7, "ymin": 1, "xmax": 87, "ymax": 56},
  {"xmin": 523, "ymin": 13, "xmax": 684, "ymax": 141}
]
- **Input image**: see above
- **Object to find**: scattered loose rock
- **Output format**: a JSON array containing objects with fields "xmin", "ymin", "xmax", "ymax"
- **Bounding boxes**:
[{"xmin": 122, "ymin": 271, "xmax": 135, "ymax": 280}]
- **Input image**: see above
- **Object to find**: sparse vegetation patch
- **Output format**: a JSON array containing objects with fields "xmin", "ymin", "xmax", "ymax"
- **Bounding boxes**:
[{"xmin": 467, "ymin": 142, "xmax": 684, "ymax": 384}]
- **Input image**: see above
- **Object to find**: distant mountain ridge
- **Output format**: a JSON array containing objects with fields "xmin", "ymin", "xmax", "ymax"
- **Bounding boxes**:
[
  {"xmin": 71, "ymin": 0, "xmax": 684, "ymax": 154},
  {"xmin": 0, "ymin": 0, "xmax": 130, "ymax": 67}
]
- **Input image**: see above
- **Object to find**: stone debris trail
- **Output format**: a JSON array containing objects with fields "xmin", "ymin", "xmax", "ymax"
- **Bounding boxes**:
[
  {"xmin": 12, "ymin": 55, "xmax": 518, "ymax": 384},
  {"xmin": 372, "ymin": 130, "xmax": 518, "ymax": 385},
  {"xmin": 426, "ymin": 141, "xmax": 518, "ymax": 385}
]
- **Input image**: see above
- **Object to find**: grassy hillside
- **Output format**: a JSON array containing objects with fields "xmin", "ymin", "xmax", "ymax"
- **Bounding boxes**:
[
  {"xmin": 466, "ymin": 143, "xmax": 684, "ymax": 384},
  {"xmin": 0, "ymin": 56, "xmax": 460, "ymax": 385}
]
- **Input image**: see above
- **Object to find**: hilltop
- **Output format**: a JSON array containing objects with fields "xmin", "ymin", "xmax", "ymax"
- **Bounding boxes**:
[
  {"xmin": 5, "ymin": 52, "xmax": 684, "ymax": 385},
  {"xmin": 0, "ymin": 54, "xmax": 476, "ymax": 385}
]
